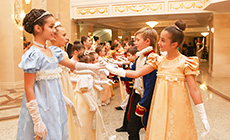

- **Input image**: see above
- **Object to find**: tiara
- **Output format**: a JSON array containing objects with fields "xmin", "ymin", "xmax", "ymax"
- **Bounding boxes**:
[
  {"xmin": 33, "ymin": 11, "xmax": 50, "ymax": 23},
  {"xmin": 173, "ymin": 25, "xmax": 183, "ymax": 32}
]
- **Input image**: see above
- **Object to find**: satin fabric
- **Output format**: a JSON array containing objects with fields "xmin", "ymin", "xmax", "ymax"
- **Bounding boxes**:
[{"xmin": 145, "ymin": 54, "xmax": 199, "ymax": 140}]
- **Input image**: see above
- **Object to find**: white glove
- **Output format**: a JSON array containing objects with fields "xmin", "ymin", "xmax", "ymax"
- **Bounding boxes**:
[
  {"xmin": 105, "ymin": 63, "xmax": 126, "ymax": 77},
  {"xmin": 82, "ymin": 94, "xmax": 96, "ymax": 112},
  {"xmin": 94, "ymin": 80, "xmax": 113, "ymax": 86},
  {"xmin": 26, "ymin": 100, "xmax": 47, "ymax": 139},
  {"xmin": 70, "ymin": 77, "xmax": 78, "ymax": 83},
  {"xmin": 196, "ymin": 103, "xmax": 210, "ymax": 137},
  {"xmin": 113, "ymin": 60, "xmax": 124, "ymax": 65},
  {"xmin": 63, "ymin": 96, "xmax": 82, "ymax": 127},
  {"xmin": 75, "ymin": 62, "xmax": 105, "ymax": 71},
  {"xmin": 73, "ymin": 70, "xmax": 97, "ymax": 78},
  {"xmin": 63, "ymin": 96, "xmax": 74, "ymax": 108},
  {"xmin": 107, "ymin": 79, "xmax": 115, "ymax": 84},
  {"xmin": 71, "ymin": 106, "xmax": 82, "ymax": 127},
  {"xmin": 94, "ymin": 85, "xmax": 104, "ymax": 91}
]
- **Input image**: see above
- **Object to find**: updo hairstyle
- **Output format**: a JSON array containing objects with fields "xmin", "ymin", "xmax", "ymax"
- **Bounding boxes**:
[
  {"xmin": 164, "ymin": 20, "xmax": 186, "ymax": 47},
  {"xmin": 77, "ymin": 52, "xmax": 92, "ymax": 63},
  {"xmin": 23, "ymin": 9, "xmax": 53, "ymax": 35}
]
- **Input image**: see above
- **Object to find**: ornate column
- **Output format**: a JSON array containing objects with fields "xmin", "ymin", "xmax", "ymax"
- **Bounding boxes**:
[
  {"xmin": 0, "ymin": 0, "xmax": 24, "ymax": 89},
  {"xmin": 112, "ymin": 29, "xmax": 119, "ymax": 43},
  {"xmin": 79, "ymin": 24, "xmax": 93, "ymax": 38},
  {"xmin": 211, "ymin": 13, "xmax": 230, "ymax": 77},
  {"xmin": 122, "ymin": 30, "xmax": 131, "ymax": 41}
]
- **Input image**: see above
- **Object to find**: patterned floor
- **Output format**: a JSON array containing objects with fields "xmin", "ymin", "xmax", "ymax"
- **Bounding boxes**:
[{"xmin": 0, "ymin": 88, "xmax": 24, "ymax": 121}]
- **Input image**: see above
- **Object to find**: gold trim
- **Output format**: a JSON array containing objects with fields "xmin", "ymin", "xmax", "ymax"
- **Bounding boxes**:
[
  {"xmin": 169, "ymin": 1, "xmax": 203, "ymax": 10},
  {"xmin": 114, "ymin": 3, "xmax": 162, "ymax": 13},
  {"xmin": 77, "ymin": 7, "xmax": 109, "ymax": 16}
]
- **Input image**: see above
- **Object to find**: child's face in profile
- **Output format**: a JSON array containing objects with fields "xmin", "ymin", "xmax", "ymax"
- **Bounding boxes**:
[
  {"xmin": 93, "ymin": 53, "xmax": 99, "ymax": 63},
  {"xmin": 134, "ymin": 33, "xmax": 149, "ymax": 51},
  {"xmin": 41, "ymin": 16, "xmax": 56, "ymax": 41},
  {"xmin": 55, "ymin": 27, "xmax": 69, "ymax": 47},
  {"xmin": 127, "ymin": 52, "xmax": 136, "ymax": 63}
]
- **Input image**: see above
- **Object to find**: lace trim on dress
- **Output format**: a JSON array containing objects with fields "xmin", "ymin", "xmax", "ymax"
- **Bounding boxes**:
[{"xmin": 35, "ymin": 67, "xmax": 62, "ymax": 81}]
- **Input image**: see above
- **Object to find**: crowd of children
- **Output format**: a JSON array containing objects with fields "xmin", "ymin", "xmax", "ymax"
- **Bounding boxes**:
[{"xmin": 17, "ymin": 8, "xmax": 210, "ymax": 140}]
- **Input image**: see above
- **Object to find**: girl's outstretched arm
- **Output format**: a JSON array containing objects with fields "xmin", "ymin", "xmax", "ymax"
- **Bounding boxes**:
[
  {"xmin": 186, "ymin": 75, "xmax": 202, "ymax": 104},
  {"xmin": 59, "ymin": 58, "xmax": 76, "ymax": 71},
  {"xmin": 125, "ymin": 64, "xmax": 155, "ymax": 78},
  {"xmin": 59, "ymin": 58, "xmax": 104, "ymax": 71}
]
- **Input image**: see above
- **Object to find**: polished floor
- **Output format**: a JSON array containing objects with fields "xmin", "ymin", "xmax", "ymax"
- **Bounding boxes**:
[{"xmin": 1, "ymin": 61, "xmax": 230, "ymax": 140}]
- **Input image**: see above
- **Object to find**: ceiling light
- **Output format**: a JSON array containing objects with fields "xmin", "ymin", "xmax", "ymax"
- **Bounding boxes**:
[
  {"xmin": 25, "ymin": 0, "xmax": 31, "ymax": 4},
  {"xmin": 20, "ymin": 10, "xmax": 26, "ymax": 20},
  {"xmin": 146, "ymin": 21, "xmax": 158, "ymax": 28},
  {"xmin": 201, "ymin": 32, "xmax": 209, "ymax": 37}
]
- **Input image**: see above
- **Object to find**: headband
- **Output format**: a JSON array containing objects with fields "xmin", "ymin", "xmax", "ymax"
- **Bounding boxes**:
[
  {"xmin": 54, "ymin": 21, "xmax": 61, "ymax": 28},
  {"xmin": 173, "ymin": 25, "xmax": 183, "ymax": 32},
  {"xmin": 33, "ymin": 11, "xmax": 50, "ymax": 23}
]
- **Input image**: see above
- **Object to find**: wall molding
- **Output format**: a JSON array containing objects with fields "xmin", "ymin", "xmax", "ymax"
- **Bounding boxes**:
[{"xmin": 71, "ymin": 0, "xmax": 210, "ymax": 19}]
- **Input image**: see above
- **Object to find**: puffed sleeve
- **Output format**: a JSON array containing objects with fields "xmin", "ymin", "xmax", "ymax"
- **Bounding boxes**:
[
  {"xmin": 49, "ymin": 46, "xmax": 64, "ymax": 62},
  {"xmin": 77, "ymin": 75, "xmax": 93, "ymax": 92},
  {"xmin": 184, "ymin": 57, "xmax": 200, "ymax": 76},
  {"xmin": 146, "ymin": 53, "xmax": 160, "ymax": 69},
  {"xmin": 18, "ymin": 48, "xmax": 41, "ymax": 73}
]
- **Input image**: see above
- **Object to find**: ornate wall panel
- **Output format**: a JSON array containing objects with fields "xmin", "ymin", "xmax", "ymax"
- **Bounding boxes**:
[
  {"xmin": 168, "ymin": 1, "xmax": 204, "ymax": 12},
  {"xmin": 112, "ymin": 2, "xmax": 164, "ymax": 15},
  {"xmin": 71, "ymin": 0, "xmax": 210, "ymax": 19},
  {"xmin": 76, "ymin": 6, "xmax": 109, "ymax": 17}
]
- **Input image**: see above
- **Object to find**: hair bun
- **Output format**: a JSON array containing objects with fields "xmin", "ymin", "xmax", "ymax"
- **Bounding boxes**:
[
  {"xmin": 175, "ymin": 20, "xmax": 186, "ymax": 31},
  {"xmin": 22, "ymin": 9, "xmax": 46, "ymax": 34}
]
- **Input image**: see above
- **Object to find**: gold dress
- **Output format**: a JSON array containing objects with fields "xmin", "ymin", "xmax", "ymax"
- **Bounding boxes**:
[
  {"xmin": 59, "ymin": 52, "xmax": 79, "ymax": 140},
  {"xmin": 145, "ymin": 53, "xmax": 199, "ymax": 140}
]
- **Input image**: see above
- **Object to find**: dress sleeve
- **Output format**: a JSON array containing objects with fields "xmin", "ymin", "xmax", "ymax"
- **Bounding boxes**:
[
  {"xmin": 184, "ymin": 57, "xmax": 200, "ymax": 76},
  {"xmin": 18, "ymin": 49, "xmax": 41, "ymax": 73},
  {"xmin": 146, "ymin": 53, "xmax": 159, "ymax": 69},
  {"xmin": 49, "ymin": 46, "xmax": 64, "ymax": 62},
  {"xmin": 77, "ymin": 75, "xmax": 93, "ymax": 92}
]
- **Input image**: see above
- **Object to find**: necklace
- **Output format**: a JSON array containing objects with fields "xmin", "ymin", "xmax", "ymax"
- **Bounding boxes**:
[{"xmin": 33, "ymin": 41, "xmax": 46, "ymax": 48}]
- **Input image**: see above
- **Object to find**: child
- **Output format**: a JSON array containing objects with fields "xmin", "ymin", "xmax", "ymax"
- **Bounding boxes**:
[
  {"xmin": 95, "ymin": 46, "xmax": 113, "ymax": 106},
  {"xmin": 17, "ymin": 9, "xmax": 103, "ymax": 140},
  {"xmin": 106, "ymin": 27, "xmax": 158, "ymax": 140},
  {"xmin": 115, "ymin": 47, "xmax": 138, "ymax": 132},
  {"xmin": 51, "ymin": 22, "xmax": 80, "ymax": 140},
  {"xmin": 70, "ymin": 43, "xmax": 85, "ymax": 62},
  {"xmin": 108, "ymin": 20, "xmax": 210, "ymax": 139},
  {"xmin": 71, "ymin": 52, "xmax": 112, "ymax": 140}
]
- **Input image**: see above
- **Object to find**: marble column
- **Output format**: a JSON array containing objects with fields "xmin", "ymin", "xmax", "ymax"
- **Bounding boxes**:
[
  {"xmin": 122, "ymin": 30, "xmax": 131, "ymax": 41},
  {"xmin": 112, "ymin": 29, "xmax": 118, "ymax": 43},
  {"xmin": 0, "ymin": 0, "xmax": 24, "ymax": 89},
  {"xmin": 79, "ymin": 24, "xmax": 93, "ymax": 39},
  {"xmin": 211, "ymin": 13, "xmax": 230, "ymax": 77}
]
